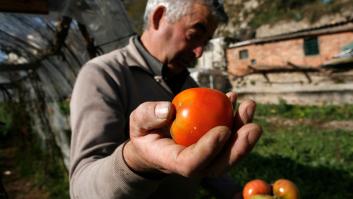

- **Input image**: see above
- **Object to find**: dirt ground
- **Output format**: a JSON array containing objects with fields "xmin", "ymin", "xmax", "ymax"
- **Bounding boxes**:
[
  {"xmin": 263, "ymin": 116, "xmax": 353, "ymax": 131},
  {"xmin": 0, "ymin": 138, "xmax": 49, "ymax": 199}
]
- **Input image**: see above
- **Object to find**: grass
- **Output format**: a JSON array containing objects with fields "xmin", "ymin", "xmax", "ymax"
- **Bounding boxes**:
[
  {"xmin": 2, "ymin": 102, "xmax": 353, "ymax": 198},
  {"xmin": 0, "ymin": 102, "xmax": 26, "ymax": 139},
  {"xmin": 0, "ymin": 133, "xmax": 69, "ymax": 199},
  {"xmin": 0, "ymin": 102, "xmax": 69, "ymax": 199},
  {"xmin": 198, "ymin": 102, "xmax": 353, "ymax": 198},
  {"xmin": 231, "ymin": 124, "xmax": 353, "ymax": 198},
  {"xmin": 17, "ymin": 139, "xmax": 69, "ymax": 199},
  {"xmin": 228, "ymin": 102, "xmax": 353, "ymax": 198},
  {"xmin": 256, "ymin": 100, "xmax": 353, "ymax": 120}
]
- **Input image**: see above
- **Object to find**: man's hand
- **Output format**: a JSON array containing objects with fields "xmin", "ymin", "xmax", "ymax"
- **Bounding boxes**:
[
  {"xmin": 123, "ymin": 92, "xmax": 262, "ymax": 178},
  {"xmin": 205, "ymin": 92, "xmax": 262, "ymax": 176},
  {"xmin": 124, "ymin": 101, "xmax": 231, "ymax": 177}
]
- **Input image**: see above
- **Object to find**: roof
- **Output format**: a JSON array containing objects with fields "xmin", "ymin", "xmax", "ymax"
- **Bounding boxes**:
[
  {"xmin": 0, "ymin": 0, "xmax": 134, "ymax": 89},
  {"xmin": 229, "ymin": 17, "xmax": 353, "ymax": 48},
  {"xmin": 0, "ymin": 0, "xmax": 135, "ymax": 169}
]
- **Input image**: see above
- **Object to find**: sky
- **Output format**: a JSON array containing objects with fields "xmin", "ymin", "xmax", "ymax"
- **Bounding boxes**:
[{"xmin": 0, "ymin": 50, "xmax": 7, "ymax": 62}]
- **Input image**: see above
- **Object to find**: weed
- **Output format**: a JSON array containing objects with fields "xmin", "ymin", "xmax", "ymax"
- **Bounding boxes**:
[{"xmin": 198, "ymin": 103, "xmax": 353, "ymax": 198}]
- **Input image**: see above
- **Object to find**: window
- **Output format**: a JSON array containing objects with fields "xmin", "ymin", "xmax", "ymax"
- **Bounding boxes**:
[
  {"xmin": 251, "ymin": 59, "xmax": 256, "ymax": 65},
  {"xmin": 304, "ymin": 37, "xmax": 320, "ymax": 56},
  {"xmin": 239, "ymin": 49, "xmax": 249, "ymax": 59}
]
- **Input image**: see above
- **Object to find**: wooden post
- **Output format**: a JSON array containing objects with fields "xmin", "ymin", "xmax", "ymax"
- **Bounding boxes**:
[{"xmin": 0, "ymin": 0, "xmax": 48, "ymax": 14}]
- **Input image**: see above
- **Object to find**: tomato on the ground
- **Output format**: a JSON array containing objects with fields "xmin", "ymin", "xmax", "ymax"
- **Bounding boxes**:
[{"xmin": 242, "ymin": 179, "xmax": 272, "ymax": 199}]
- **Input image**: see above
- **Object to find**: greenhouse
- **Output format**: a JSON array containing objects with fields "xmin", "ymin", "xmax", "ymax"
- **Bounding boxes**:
[
  {"xmin": 1, "ymin": 0, "xmax": 135, "ymax": 197},
  {"xmin": 1, "ymin": 0, "xmax": 353, "ymax": 198}
]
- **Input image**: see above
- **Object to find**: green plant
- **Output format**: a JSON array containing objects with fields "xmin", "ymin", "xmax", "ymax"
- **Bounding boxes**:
[
  {"xmin": 0, "ymin": 101, "xmax": 69, "ymax": 198},
  {"xmin": 230, "ymin": 124, "xmax": 353, "ymax": 199},
  {"xmin": 0, "ymin": 103, "xmax": 14, "ymax": 137},
  {"xmin": 0, "ymin": 102, "xmax": 31, "ymax": 138},
  {"xmin": 15, "ymin": 134, "xmax": 69, "ymax": 199},
  {"xmin": 255, "ymin": 103, "xmax": 353, "ymax": 120},
  {"xmin": 59, "ymin": 100, "xmax": 70, "ymax": 116},
  {"xmin": 197, "ymin": 103, "xmax": 353, "ymax": 199},
  {"xmin": 247, "ymin": 0, "xmax": 350, "ymax": 29}
]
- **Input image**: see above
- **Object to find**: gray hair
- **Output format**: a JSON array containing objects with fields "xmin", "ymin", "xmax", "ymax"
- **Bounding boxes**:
[{"xmin": 143, "ymin": 0, "xmax": 228, "ymax": 29}]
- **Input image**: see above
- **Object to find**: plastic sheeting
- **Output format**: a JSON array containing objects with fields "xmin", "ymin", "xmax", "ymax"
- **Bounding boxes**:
[{"xmin": 0, "ymin": 0, "xmax": 135, "ymax": 169}]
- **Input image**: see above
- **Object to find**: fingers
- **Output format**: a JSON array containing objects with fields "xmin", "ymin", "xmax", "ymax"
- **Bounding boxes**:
[
  {"xmin": 234, "ymin": 100, "xmax": 256, "ymax": 130},
  {"xmin": 127, "ymin": 126, "xmax": 231, "ymax": 177},
  {"xmin": 205, "ymin": 123, "xmax": 262, "ymax": 177},
  {"xmin": 171, "ymin": 126, "xmax": 231, "ymax": 176},
  {"xmin": 128, "ymin": 101, "xmax": 233, "ymax": 177},
  {"xmin": 129, "ymin": 101, "xmax": 175, "ymax": 138},
  {"xmin": 127, "ymin": 98, "xmax": 261, "ymax": 179},
  {"xmin": 226, "ymin": 91, "xmax": 256, "ymax": 130},
  {"xmin": 228, "ymin": 123, "xmax": 262, "ymax": 164},
  {"xmin": 226, "ymin": 92, "xmax": 237, "ymax": 105}
]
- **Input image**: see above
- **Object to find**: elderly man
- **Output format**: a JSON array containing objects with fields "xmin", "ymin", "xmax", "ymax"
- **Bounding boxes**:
[{"xmin": 69, "ymin": 0, "xmax": 262, "ymax": 198}]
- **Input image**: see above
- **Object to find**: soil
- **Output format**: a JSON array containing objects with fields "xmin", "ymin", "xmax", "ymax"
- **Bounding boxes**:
[
  {"xmin": 0, "ymin": 137, "xmax": 49, "ymax": 199},
  {"xmin": 260, "ymin": 116, "xmax": 353, "ymax": 131}
]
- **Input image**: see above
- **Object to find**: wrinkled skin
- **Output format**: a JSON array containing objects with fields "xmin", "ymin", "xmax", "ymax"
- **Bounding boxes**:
[{"xmin": 124, "ymin": 1, "xmax": 263, "ymax": 194}]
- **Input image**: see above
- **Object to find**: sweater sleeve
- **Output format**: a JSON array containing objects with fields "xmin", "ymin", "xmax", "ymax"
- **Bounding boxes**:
[{"xmin": 69, "ymin": 62, "xmax": 161, "ymax": 199}]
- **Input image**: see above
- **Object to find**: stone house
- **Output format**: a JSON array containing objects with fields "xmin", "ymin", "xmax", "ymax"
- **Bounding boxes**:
[
  {"xmin": 195, "ymin": 37, "xmax": 227, "ymax": 70},
  {"xmin": 226, "ymin": 19, "xmax": 353, "ymax": 76},
  {"xmin": 192, "ymin": 37, "xmax": 232, "ymax": 92}
]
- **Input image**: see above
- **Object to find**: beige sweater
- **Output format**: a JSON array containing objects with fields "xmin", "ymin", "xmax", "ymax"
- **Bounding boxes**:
[{"xmin": 69, "ymin": 36, "xmax": 203, "ymax": 199}]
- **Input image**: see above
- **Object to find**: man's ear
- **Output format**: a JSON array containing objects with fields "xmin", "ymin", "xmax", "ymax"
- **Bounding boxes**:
[{"xmin": 151, "ymin": 6, "xmax": 166, "ymax": 30}]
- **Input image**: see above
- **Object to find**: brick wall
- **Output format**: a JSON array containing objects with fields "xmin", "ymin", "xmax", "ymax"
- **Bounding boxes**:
[{"xmin": 227, "ymin": 32, "xmax": 353, "ymax": 76}]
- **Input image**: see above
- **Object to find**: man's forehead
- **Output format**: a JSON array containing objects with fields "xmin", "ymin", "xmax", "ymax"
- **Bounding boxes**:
[
  {"xmin": 187, "ymin": 3, "xmax": 218, "ymax": 23},
  {"xmin": 188, "ymin": 4, "xmax": 218, "ymax": 30}
]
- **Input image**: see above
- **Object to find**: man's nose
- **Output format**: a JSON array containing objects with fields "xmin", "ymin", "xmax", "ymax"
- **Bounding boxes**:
[{"xmin": 193, "ymin": 46, "xmax": 204, "ymax": 58}]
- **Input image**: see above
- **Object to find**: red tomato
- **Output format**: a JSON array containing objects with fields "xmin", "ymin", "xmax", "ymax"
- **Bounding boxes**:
[
  {"xmin": 170, "ymin": 88, "xmax": 233, "ymax": 146},
  {"xmin": 242, "ymin": 179, "xmax": 272, "ymax": 199},
  {"xmin": 272, "ymin": 179, "xmax": 300, "ymax": 199}
]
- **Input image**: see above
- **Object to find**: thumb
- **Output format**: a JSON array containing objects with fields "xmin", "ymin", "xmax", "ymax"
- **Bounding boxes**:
[{"xmin": 130, "ymin": 101, "xmax": 175, "ymax": 138}]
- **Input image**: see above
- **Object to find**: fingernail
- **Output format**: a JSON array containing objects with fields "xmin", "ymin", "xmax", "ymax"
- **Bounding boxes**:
[{"xmin": 155, "ymin": 102, "xmax": 171, "ymax": 119}]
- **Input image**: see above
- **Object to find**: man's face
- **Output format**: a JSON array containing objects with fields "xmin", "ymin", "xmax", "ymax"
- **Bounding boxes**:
[{"xmin": 161, "ymin": 3, "xmax": 218, "ymax": 72}]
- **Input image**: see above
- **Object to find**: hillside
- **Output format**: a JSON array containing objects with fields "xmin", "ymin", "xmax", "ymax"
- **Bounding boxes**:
[
  {"xmin": 218, "ymin": 0, "xmax": 353, "ymax": 39},
  {"xmin": 123, "ymin": 0, "xmax": 353, "ymax": 40}
]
